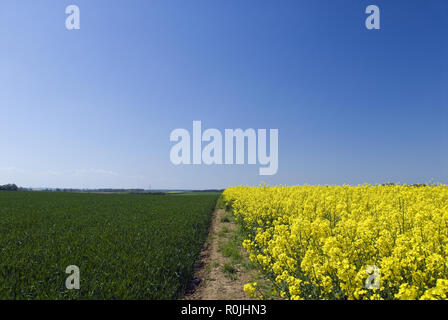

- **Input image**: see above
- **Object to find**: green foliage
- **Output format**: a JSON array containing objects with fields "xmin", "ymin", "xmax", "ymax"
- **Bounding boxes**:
[
  {"xmin": 0, "ymin": 184, "xmax": 18, "ymax": 191},
  {"xmin": 215, "ymin": 196, "xmax": 227, "ymax": 210},
  {"xmin": 218, "ymin": 228, "xmax": 244, "ymax": 264},
  {"xmin": 218, "ymin": 226, "xmax": 230, "ymax": 237},
  {"xmin": 0, "ymin": 191, "xmax": 219, "ymax": 299},
  {"xmin": 220, "ymin": 215, "xmax": 231, "ymax": 223},
  {"xmin": 222, "ymin": 263, "xmax": 237, "ymax": 280}
]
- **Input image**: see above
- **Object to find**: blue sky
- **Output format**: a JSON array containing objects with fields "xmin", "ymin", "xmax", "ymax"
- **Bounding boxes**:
[{"xmin": 1, "ymin": 0, "xmax": 447, "ymax": 189}]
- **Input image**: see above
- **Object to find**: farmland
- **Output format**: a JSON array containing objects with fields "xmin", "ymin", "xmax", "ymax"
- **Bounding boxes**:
[
  {"xmin": 223, "ymin": 185, "xmax": 448, "ymax": 300},
  {"xmin": 0, "ymin": 191, "xmax": 219, "ymax": 299}
]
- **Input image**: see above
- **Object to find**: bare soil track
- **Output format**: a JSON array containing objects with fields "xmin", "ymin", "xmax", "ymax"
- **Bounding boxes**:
[{"xmin": 184, "ymin": 209, "xmax": 256, "ymax": 300}]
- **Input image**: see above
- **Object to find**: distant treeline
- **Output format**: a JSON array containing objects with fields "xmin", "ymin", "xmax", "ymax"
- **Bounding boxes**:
[
  {"xmin": 43, "ymin": 189, "xmax": 224, "ymax": 193},
  {"xmin": 130, "ymin": 191, "xmax": 166, "ymax": 195},
  {"xmin": 43, "ymin": 188, "xmax": 148, "ymax": 193},
  {"xmin": 0, "ymin": 184, "xmax": 19, "ymax": 191},
  {"xmin": 381, "ymin": 183, "xmax": 429, "ymax": 187},
  {"xmin": 0, "ymin": 185, "xmax": 224, "ymax": 194}
]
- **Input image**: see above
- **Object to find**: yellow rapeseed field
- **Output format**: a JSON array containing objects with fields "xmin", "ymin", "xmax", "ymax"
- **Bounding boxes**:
[{"xmin": 223, "ymin": 185, "xmax": 448, "ymax": 300}]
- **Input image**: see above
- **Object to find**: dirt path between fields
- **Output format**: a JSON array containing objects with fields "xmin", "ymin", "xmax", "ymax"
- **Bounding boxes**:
[{"xmin": 184, "ymin": 209, "xmax": 255, "ymax": 300}]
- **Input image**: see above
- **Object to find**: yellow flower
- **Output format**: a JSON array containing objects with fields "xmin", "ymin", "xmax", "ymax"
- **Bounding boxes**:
[
  {"xmin": 243, "ymin": 282, "xmax": 258, "ymax": 298},
  {"xmin": 223, "ymin": 184, "xmax": 448, "ymax": 300}
]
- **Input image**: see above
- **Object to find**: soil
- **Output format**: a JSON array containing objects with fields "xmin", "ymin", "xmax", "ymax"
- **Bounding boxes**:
[{"xmin": 184, "ymin": 209, "xmax": 256, "ymax": 300}]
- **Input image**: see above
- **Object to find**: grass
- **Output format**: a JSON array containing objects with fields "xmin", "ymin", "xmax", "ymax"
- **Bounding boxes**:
[
  {"xmin": 222, "ymin": 263, "xmax": 238, "ymax": 280},
  {"xmin": 218, "ymin": 226, "xmax": 230, "ymax": 237},
  {"xmin": 220, "ymin": 214, "xmax": 231, "ymax": 223},
  {"xmin": 216, "ymin": 211, "xmax": 246, "ymax": 280},
  {"xmin": 219, "ymin": 235, "xmax": 243, "ymax": 263},
  {"xmin": 218, "ymin": 212, "xmax": 244, "ymax": 266},
  {"xmin": 215, "ymin": 196, "xmax": 227, "ymax": 210},
  {"xmin": 0, "ymin": 191, "xmax": 219, "ymax": 299},
  {"xmin": 215, "ymin": 206, "xmax": 279, "ymax": 298}
]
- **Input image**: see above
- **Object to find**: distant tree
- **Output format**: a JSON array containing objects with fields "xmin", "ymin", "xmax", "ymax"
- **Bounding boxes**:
[
  {"xmin": 411, "ymin": 184, "xmax": 427, "ymax": 187},
  {"xmin": 0, "ymin": 184, "xmax": 19, "ymax": 191}
]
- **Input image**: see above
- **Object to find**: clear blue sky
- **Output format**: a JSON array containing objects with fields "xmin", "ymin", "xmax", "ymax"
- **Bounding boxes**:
[{"xmin": 1, "ymin": 0, "xmax": 447, "ymax": 189}]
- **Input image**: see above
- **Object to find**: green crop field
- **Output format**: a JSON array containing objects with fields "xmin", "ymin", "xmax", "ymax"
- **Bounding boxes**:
[{"xmin": 0, "ymin": 191, "xmax": 219, "ymax": 299}]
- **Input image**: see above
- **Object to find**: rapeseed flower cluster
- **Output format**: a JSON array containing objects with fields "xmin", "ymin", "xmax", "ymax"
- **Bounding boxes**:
[{"xmin": 223, "ymin": 185, "xmax": 448, "ymax": 300}]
